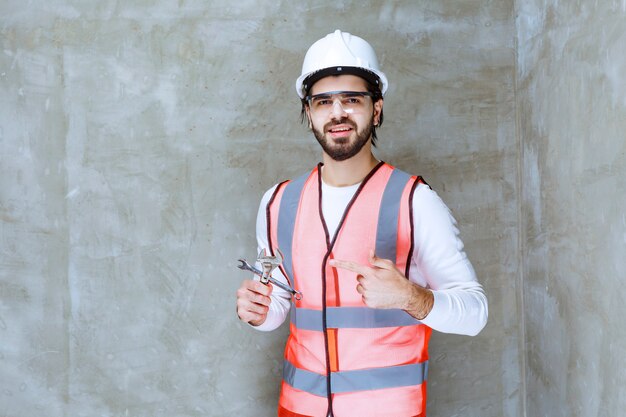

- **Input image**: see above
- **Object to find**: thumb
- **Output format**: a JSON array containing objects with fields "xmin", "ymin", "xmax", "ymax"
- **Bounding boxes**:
[
  {"xmin": 368, "ymin": 249, "xmax": 395, "ymax": 270},
  {"xmin": 368, "ymin": 249, "xmax": 377, "ymax": 264}
]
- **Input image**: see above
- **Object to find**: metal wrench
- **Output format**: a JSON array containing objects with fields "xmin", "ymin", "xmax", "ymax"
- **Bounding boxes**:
[
  {"xmin": 237, "ymin": 259, "xmax": 303, "ymax": 300},
  {"xmin": 257, "ymin": 249, "xmax": 283, "ymax": 285}
]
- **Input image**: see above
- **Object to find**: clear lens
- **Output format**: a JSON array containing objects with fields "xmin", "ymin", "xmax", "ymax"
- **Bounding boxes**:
[{"xmin": 307, "ymin": 91, "xmax": 373, "ymax": 114}]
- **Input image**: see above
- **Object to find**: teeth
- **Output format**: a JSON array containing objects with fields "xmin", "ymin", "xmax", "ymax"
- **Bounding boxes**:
[{"xmin": 331, "ymin": 127, "xmax": 351, "ymax": 132}]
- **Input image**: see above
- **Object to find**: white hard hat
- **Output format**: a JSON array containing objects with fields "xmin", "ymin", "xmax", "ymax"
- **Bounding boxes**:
[{"xmin": 295, "ymin": 29, "xmax": 388, "ymax": 99}]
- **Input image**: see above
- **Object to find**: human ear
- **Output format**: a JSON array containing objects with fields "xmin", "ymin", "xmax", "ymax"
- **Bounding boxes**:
[{"xmin": 373, "ymin": 99, "xmax": 383, "ymax": 126}]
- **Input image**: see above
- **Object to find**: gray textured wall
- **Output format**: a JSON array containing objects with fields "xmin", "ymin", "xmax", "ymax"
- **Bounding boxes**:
[
  {"xmin": 1, "ymin": 2, "xmax": 520, "ymax": 416},
  {"xmin": 517, "ymin": 2, "xmax": 626, "ymax": 416}
]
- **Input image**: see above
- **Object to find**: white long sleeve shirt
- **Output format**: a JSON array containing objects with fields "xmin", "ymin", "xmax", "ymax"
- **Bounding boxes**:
[{"xmin": 252, "ymin": 178, "xmax": 488, "ymax": 336}]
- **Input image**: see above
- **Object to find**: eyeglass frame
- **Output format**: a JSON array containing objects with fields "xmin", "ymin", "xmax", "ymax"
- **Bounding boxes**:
[{"xmin": 304, "ymin": 90, "xmax": 376, "ymax": 114}]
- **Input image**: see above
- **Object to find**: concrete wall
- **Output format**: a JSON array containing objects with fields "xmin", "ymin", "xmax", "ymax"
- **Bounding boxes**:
[
  {"xmin": 516, "ymin": 2, "xmax": 626, "ymax": 416},
  {"xmin": 1, "ymin": 2, "xmax": 520, "ymax": 416}
]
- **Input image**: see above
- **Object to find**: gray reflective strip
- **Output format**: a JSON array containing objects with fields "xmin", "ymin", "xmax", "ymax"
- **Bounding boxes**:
[
  {"xmin": 291, "ymin": 307, "xmax": 421, "ymax": 331},
  {"xmin": 283, "ymin": 359, "xmax": 328, "ymax": 397},
  {"xmin": 376, "ymin": 169, "xmax": 411, "ymax": 261},
  {"xmin": 283, "ymin": 360, "xmax": 428, "ymax": 397},
  {"xmin": 332, "ymin": 362, "xmax": 428, "ymax": 393},
  {"xmin": 277, "ymin": 171, "xmax": 309, "ymax": 282}
]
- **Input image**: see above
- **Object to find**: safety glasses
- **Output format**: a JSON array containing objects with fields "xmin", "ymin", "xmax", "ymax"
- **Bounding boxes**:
[{"xmin": 306, "ymin": 90, "xmax": 374, "ymax": 114}]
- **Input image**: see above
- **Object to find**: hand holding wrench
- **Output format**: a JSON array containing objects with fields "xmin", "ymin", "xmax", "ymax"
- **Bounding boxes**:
[{"xmin": 237, "ymin": 258, "xmax": 303, "ymax": 300}]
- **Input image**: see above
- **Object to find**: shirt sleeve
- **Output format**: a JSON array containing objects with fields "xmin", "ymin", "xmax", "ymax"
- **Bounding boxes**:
[
  {"xmin": 408, "ymin": 183, "xmax": 488, "ymax": 336},
  {"xmin": 249, "ymin": 184, "xmax": 292, "ymax": 332}
]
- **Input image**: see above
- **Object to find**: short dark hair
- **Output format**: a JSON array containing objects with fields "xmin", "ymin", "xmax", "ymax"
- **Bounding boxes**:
[{"xmin": 300, "ymin": 76, "xmax": 384, "ymax": 147}]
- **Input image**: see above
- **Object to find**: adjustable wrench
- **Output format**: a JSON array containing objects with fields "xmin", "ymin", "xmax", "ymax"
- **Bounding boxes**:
[{"xmin": 237, "ymin": 258, "xmax": 303, "ymax": 300}]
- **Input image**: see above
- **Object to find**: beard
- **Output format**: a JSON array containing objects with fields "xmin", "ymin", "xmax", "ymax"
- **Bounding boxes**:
[{"xmin": 311, "ymin": 116, "xmax": 374, "ymax": 162}]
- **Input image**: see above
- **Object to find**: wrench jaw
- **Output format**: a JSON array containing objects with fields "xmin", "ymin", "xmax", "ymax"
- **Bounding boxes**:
[
  {"xmin": 257, "ymin": 249, "xmax": 283, "ymax": 285},
  {"xmin": 237, "ymin": 259, "xmax": 248, "ymax": 271},
  {"xmin": 238, "ymin": 259, "xmax": 262, "ymax": 276}
]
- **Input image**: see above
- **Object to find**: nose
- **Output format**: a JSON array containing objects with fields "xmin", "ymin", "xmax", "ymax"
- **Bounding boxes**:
[{"xmin": 330, "ymin": 99, "xmax": 348, "ymax": 119}]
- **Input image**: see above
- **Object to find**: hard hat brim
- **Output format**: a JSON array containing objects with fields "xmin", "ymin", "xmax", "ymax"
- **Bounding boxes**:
[{"xmin": 297, "ymin": 66, "xmax": 388, "ymax": 99}]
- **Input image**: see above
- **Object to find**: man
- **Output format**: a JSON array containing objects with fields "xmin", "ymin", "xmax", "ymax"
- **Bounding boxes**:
[{"xmin": 236, "ymin": 30, "xmax": 488, "ymax": 417}]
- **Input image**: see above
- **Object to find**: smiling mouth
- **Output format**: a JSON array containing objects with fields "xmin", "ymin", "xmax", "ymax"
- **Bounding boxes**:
[{"xmin": 327, "ymin": 125, "xmax": 354, "ymax": 138}]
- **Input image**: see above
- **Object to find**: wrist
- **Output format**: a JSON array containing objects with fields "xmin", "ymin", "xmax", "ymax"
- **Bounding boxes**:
[{"xmin": 405, "ymin": 283, "xmax": 434, "ymax": 320}]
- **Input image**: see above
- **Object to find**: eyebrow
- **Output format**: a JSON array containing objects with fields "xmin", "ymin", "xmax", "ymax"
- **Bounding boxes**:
[{"xmin": 307, "ymin": 91, "xmax": 373, "ymax": 99}]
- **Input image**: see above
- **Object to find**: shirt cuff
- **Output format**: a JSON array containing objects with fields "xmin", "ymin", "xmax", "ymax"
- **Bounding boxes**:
[{"xmin": 419, "ymin": 290, "xmax": 450, "ymax": 329}]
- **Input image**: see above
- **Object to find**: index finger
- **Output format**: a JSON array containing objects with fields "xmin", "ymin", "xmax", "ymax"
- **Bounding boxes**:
[
  {"xmin": 329, "ymin": 259, "xmax": 371, "ymax": 276},
  {"xmin": 243, "ymin": 279, "xmax": 273, "ymax": 296}
]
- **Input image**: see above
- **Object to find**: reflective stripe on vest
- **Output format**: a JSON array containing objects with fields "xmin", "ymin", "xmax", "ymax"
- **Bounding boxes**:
[
  {"xmin": 277, "ymin": 170, "xmax": 310, "ymax": 287},
  {"xmin": 290, "ymin": 306, "xmax": 421, "ymax": 331},
  {"xmin": 283, "ymin": 359, "xmax": 429, "ymax": 397},
  {"xmin": 375, "ymin": 169, "xmax": 411, "ymax": 261}
]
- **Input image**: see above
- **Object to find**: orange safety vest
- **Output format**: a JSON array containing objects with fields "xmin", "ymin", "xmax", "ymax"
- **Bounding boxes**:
[{"xmin": 267, "ymin": 162, "xmax": 432, "ymax": 417}]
